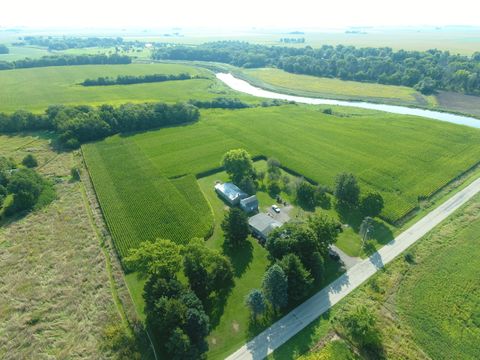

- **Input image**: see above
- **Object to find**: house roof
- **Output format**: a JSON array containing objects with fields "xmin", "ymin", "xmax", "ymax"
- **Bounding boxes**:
[
  {"xmin": 215, "ymin": 182, "xmax": 247, "ymax": 202},
  {"xmin": 248, "ymin": 213, "xmax": 282, "ymax": 238},
  {"xmin": 240, "ymin": 195, "xmax": 258, "ymax": 207}
]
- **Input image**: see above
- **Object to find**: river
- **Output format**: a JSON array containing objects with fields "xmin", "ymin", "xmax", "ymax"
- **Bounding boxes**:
[{"xmin": 216, "ymin": 73, "xmax": 480, "ymax": 129}]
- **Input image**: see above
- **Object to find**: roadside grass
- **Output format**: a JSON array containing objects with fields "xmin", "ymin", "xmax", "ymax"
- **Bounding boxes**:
[
  {"xmin": 0, "ymin": 134, "xmax": 122, "ymax": 359},
  {"xmin": 0, "ymin": 62, "xmax": 255, "ymax": 113},
  {"xmin": 242, "ymin": 67, "xmax": 435, "ymax": 107},
  {"xmin": 269, "ymin": 192, "xmax": 480, "ymax": 360},
  {"xmin": 299, "ymin": 339, "xmax": 359, "ymax": 360}
]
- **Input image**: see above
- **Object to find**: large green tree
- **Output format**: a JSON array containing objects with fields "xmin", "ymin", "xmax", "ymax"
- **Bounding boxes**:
[
  {"xmin": 245, "ymin": 289, "xmax": 267, "ymax": 319},
  {"xmin": 221, "ymin": 148, "xmax": 254, "ymax": 184},
  {"xmin": 7, "ymin": 168, "xmax": 44, "ymax": 213},
  {"xmin": 334, "ymin": 173, "xmax": 360, "ymax": 206},
  {"xmin": 221, "ymin": 208, "xmax": 249, "ymax": 247},
  {"xmin": 296, "ymin": 180, "xmax": 316, "ymax": 209},
  {"xmin": 361, "ymin": 192, "xmax": 384, "ymax": 217},
  {"xmin": 124, "ymin": 238, "xmax": 183, "ymax": 277},
  {"xmin": 183, "ymin": 238, "xmax": 234, "ymax": 302},
  {"xmin": 307, "ymin": 214, "xmax": 341, "ymax": 257},
  {"xmin": 278, "ymin": 254, "xmax": 312, "ymax": 304},
  {"xmin": 262, "ymin": 264, "xmax": 288, "ymax": 310}
]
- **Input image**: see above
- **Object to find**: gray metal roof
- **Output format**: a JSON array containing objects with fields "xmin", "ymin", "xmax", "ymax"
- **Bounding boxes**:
[
  {"xmin": 240, "ymin": 195, "xmax": 259, "ymax": 207},
  {"xmin": 248, "ymin": 213, "xmax": 282, "ymax": 237},
  {"xmin": 215, "ymin": 182, "xmax": 247, "ymax": 202}
]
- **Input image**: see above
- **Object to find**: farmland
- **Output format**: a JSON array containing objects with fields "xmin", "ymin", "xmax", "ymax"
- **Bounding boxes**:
[
  {"xmin": 83, "ymin": 104, "xmax": 480, "ymax": 358},
  {"xmin": 270, "ymin": 192, "xmax": 480, "ymax": 360},
  {"xmin": 83, "ymin": 138, "xmax": 214, "ymax": 258},
  {"xmin": 0, "ymin": 63, "xmax": 252, "ymax": 113},
  {"xmin": 241, "ymin": 68, "xmax": 436, "ymax": 107},
  {"xmin": 83, "ymin": 105, "xmax": 480, "ymax": 254}
]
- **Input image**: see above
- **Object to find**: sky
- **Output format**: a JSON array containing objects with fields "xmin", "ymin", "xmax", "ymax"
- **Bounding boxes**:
[{"xmin": 1, "ymin": 0, "xmax": 479, "ymax": 29}]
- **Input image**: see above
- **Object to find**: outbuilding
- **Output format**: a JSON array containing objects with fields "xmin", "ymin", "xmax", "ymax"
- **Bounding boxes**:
[
  {"xmin": 214, "ymin": 182, "xmax": 248, "ymax": 205},
  {"xmin": 248, "ymin": 213, "xmax": 282, "ymax": 241},
  {"xmin": 240, "ymin": 195, "xmax": 259, "ymax": 213}
]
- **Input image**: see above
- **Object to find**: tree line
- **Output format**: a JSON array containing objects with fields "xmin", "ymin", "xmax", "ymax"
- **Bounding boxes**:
[
  {"xmin": 18, "ymin": 36, "xmax": 125, "ymax": 50},
  {"xmin": 0, "ymin": 102, "xmax": 199, "ymax": 148},
  {"xmin": 0, "ymin": 44, "xmax": 8, "ymax": 54},
  {"xmin": 152, "ymin": 41, "xmax": 480, "ymax": 95},
  {"xmin": 0, "ymin": 53, "xmax": 131, "ymax": 71},
  {"xmin": 81, "ymin": 72, "xmax": 196, "ymax": 86}
]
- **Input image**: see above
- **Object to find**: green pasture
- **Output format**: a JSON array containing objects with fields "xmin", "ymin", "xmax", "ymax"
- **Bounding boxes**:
[{"xmin": 0, "ymin": 63, "xmax": 253, "ymax": 113}]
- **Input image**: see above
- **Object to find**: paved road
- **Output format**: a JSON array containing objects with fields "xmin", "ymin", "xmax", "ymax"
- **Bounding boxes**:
[{"xmin": 226, "ymin": 177, "xmax": 480, "ymax": 360}]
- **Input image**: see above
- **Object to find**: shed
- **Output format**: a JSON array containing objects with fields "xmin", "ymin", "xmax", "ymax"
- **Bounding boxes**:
[
  {"xmin": 214, "ymin": 182, "xmax": 248, "ymax": 205},
  {"xmin": 240, "ymin": 195, "xmax": 259, "ymax": 213}
]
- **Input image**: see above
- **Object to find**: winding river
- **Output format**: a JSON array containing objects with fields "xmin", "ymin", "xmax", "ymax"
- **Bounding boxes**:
[{"xmin": 216, "ymin": 73, "xmax": 480, "ymax": 129}]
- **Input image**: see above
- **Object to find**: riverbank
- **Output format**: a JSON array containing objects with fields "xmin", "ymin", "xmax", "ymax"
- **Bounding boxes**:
[{"xmin": 216, "ymin": 72, "xmax": 480, "ymax": 129}]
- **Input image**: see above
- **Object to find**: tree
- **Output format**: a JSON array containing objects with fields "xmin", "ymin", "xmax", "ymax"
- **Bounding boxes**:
[
  {"xmin": 124, "ymin": 239, "xmax": 182, "ymax": 278},
  {"xmin": 267, "ymin": 180, "xmax": 281, "ymax": 197},
  {"xmin": 143, "ymin": 274, "xmax": 209, "ymax": 359},
  {"xmin": 183, "ymin": 238, "xmax": 234, "ymax": 302},
  {"xmin": 307, "ymin": 214, "xmax": 341, "ymax": 257},
  {"xmin": 0, "ymin": 44, "xmax": 9, "ymax": 54},
  {"xmin": 296, "ymin": 180, "xmax": 316, "ymax": 209},
  {"xmin": 245, "ymin": 289, "xmax": 267, "ymax": 319},
  {"xmin": 0, "ymin": 184, "xmax": 6, "ymax": 208},
  {"xmin": 22, "ymin": 154, "xmax": 38, "ymax": 168},
  {"xmin": 7, "ymin": 168, "xmax": 44, "ymax": 213},
  {"xmin": 262, "ymin": 264, "xmax": 288, "ymax": 310},
  {"xmin": 359, "ymin": 217, "xmax": 375, "ymax": 247},
  {"xmin": 221, "ymin": 208, "xmax": 249, "ymax": 247},
  {"xmin": 221, "ymin": 149, "xmax": 254, "ymax": 184},
  {"xmin": 267, "ymin": 157, "xmax": 281, "ymax": 181},
  {"xmin": 361, "ymin": 192, "xmax": 384, "ymax": 217},
  {"xmin": 165, "ymin": 328, "xmax": 194, "ymax": 360},
  {"xmin": 238, "ymin": 175, "xmax": 257, "ymax": 195},
  {"xmin": 337, "ymin": 306, "xmax": 381, "ymax": 351},
  {"xmin": 267, "ymin": 222, "xmax": 326, "ymax": 281},
  {"xmin": 334, "ymin": 173, "xmax": 360, "ymax": 206},
  {"xmin": 278, "ymin": 254, "xmax": 312, "ymax": 304}
]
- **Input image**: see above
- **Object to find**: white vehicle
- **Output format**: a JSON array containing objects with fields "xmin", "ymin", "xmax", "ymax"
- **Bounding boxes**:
[{"xmin": 271, "ymin": 205, "xmax": 281, "ymax": 213}]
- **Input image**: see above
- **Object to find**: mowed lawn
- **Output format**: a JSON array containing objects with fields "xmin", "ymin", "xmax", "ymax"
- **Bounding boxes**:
[
  {"xmin": 0, "ymin": 63, "xmax": 248, "ymax": 113},
  {"xmin": 243, "ymin": 68, "xmax": 436, "ymax": 107}
]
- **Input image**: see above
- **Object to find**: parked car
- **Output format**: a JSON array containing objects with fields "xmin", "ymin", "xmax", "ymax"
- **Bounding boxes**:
[{"xmin": 271, "ymin": 204, "xmax": 281, "ymax": 213}]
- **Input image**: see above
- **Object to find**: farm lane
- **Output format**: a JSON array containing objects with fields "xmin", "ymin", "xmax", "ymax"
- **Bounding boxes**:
[{"xmin": 226, "ymin": 177, "xmax": 480, "ymax": 360}]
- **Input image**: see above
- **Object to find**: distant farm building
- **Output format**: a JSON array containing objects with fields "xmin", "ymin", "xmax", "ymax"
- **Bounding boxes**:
[
  {"xmin": 240, "ymin": 195, "xmax": 259, "ymax": 213},
  {"xmin": 215, "ymin": 182, "xmax": 248, "ymax": 205},
  {"xmin": 248, "ymin": 213, "xmax": 282, "ymax": 241}
]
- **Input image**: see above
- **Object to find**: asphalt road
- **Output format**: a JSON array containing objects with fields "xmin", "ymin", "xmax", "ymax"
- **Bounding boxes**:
[{"xmin": 226, "ymin": 177, "xmax": 480, "ymax": 360}]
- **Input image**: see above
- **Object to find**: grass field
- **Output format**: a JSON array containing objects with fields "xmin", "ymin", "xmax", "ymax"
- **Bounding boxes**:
[
  {"xmin": 0, "ymin": 63, "xmax": 254, "ymax": 113},
  {"xmin": 270, "ymin": 192, "xmax": 480, "ymax": 360},
  {"xmin": 0, "ymin": 134, "xmax": 122, "ymax": 359},
  {"xmin": 241, "ymin": 68, "xmax": 437, "ymax": 107}
]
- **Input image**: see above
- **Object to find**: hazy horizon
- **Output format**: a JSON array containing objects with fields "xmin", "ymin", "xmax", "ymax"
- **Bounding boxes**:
[{"xmin": 1, "ymin": 0, "xmax": 479, "ymax": 29}]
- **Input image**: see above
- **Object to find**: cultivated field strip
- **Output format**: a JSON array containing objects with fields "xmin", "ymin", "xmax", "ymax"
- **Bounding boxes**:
[{"xmin": 83, "ymin": 138, "xmax": 214, "ymax": 259}]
